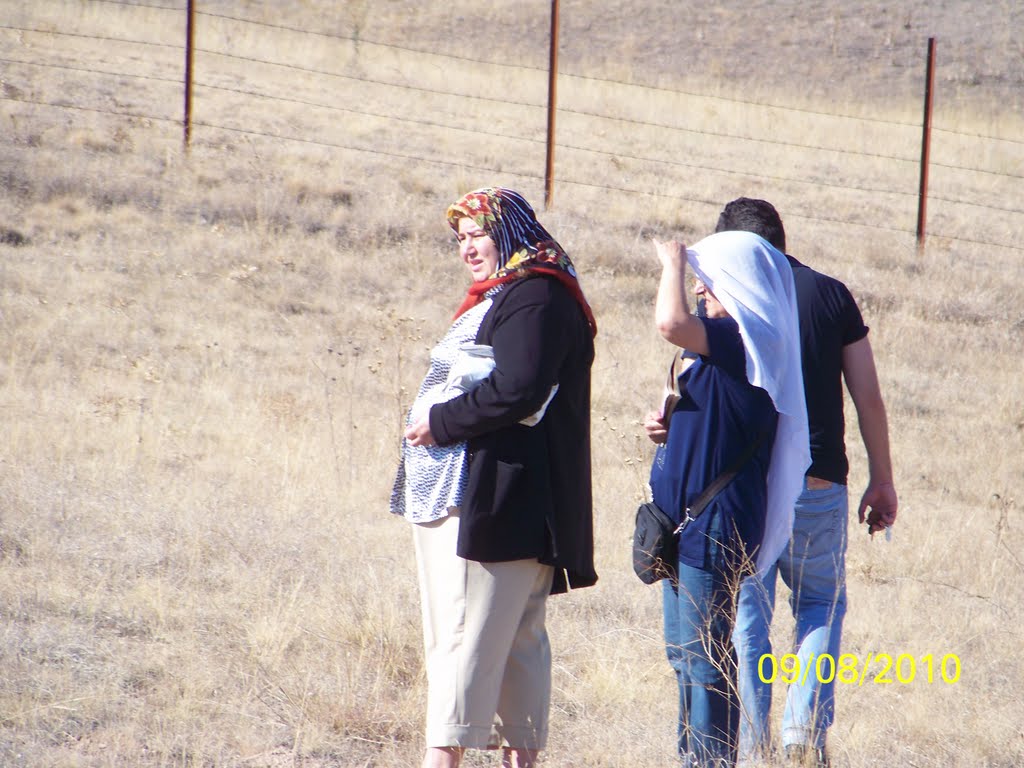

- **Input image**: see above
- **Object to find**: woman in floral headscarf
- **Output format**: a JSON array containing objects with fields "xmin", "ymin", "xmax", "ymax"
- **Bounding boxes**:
[{"xmin": 390, "ymin": 187, "xmax": 597, "ymax": 768}]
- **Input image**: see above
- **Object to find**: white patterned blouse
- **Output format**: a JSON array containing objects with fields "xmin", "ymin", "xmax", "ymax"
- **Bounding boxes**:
[{"xmin": 389, "ymin": 294, "xmax": 498, "ymax": 523}]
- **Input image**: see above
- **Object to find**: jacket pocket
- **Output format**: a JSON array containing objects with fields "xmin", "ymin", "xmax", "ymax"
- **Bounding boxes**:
[{"xmin": 492, "ymin": 460, "xmax": 526, "ymax": 517}]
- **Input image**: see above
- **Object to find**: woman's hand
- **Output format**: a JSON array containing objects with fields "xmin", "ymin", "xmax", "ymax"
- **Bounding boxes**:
[
  {"xmin": 653, "ymin": 238, "xmax": 709, "ymax": 354},
  {"xmin": 643, "ymin": 410, "xmax": 669, "ymax": 444},
  {"xmin": 653, "ymin": 238, "xmax": 686, "ymax": 270},
  {"xmin": 405, "ymin": 415, "xmax": 436, "ymax": 447}
]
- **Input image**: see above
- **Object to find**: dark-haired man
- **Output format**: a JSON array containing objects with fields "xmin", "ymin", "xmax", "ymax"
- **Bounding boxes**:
[{"xmin": 717, "ymin": 198, "xmax": 898, "ymax": 767}]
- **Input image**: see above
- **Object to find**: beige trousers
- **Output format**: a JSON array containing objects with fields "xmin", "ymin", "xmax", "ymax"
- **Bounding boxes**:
[{"xmin": 413, "ymin": 511, "xmax": 555, "ymax": 750}]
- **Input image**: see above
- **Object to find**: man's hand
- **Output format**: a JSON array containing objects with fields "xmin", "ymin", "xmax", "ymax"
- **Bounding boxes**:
[
  {"xmin": 858, "ymin": 481, "xmax": 898, "ymax": 536},
  {"xmin": 643, "ymin": 410, "xmax": 669, "ymax": 444},
  {"xmin": 405, "ymin": 415, "xmax": 436, "ymax": 447}
]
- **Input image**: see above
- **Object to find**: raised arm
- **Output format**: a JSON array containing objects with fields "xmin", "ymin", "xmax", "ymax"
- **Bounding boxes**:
[
  {"xmin": 653, "ymin": 239, "xmax": 709, "ymax": 356},
  {"xmin": 842, "ymin": 336, "xmax": 898, "ymax": 534}
]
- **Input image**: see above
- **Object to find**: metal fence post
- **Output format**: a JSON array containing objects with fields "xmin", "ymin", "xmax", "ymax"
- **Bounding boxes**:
[
  {"xmin": 916, "ymin": 37, "xmax": 936, "ymax": 253},
  {"xmin": 183, "ymin": 0, "xmax": 196, "ymax": 151},
  {"xmin": 544, "ymin": 0, "xmax": 559, "ymax": 210}
]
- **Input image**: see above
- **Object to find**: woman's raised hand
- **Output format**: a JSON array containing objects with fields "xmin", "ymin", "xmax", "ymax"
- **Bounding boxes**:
[{"xmin": 653, "ymin": 238, "xmax": 686, "ymax": 270}]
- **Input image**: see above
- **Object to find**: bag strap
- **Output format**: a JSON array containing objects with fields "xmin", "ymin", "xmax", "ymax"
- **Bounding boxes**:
[
  {"xmin": 662, "ymin": 348, "xmax": 698, "ymax": 420},
  {"xmin": 674, "ymin": 424, "xmax": 772, "ymax": 535}
]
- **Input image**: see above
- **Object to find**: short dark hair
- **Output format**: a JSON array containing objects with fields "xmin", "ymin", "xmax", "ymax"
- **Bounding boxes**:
[{"xmin": 714, "ymin": 197, "xmax": 786, "ymax": 252}]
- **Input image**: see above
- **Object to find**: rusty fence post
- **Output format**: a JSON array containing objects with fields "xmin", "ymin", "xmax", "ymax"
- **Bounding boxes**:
[
  {"xmin": 183, "ymin": 0, "xmax": 196, "ymax": 151},
  {"xmin": 916, "ymin": 37, "xmax": 936, "ymax": 254},
  {"xmin": 544, "ymin": 0, "xmax": 559, "ymax": 210}
]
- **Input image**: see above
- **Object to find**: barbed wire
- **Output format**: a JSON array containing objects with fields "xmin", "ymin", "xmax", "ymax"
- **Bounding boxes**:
[
  {"xmin": 933, "ymin": 125, "xmax": 1024, "ymax": 147},
  {"xmin": 89, "ymin": 0, "xmax": 183, "ymax": 10},
  {"xmin": 196, "ymin": 48, "xmax": 546, "ymax": 112},
  {"xmin": 4, "ymin": 18, "xmax": 1019, "ymax": 150},
  {"xmin": 179, "ymin": 117, "xmax": 921, "ymax": 238},
  {"xmin": 4, "ymin": 29, "xmax": 1019, "ymax": 185},
  {"xmin": 191, "ymin": 46, "xmax": 920, "ymax": 171},
  {"xmin": 12, "ymin": 18, "xmax": 986, "ymax": 177},
  {"xmin": 559, "ymin": 69, "xmax": 922, "ymax": 131},
  {"xmin": 19, "ymin": 21, "xmax": 934, "ymax": 173},
  {"xmin": 5, "ymin": 90, "xmax": 1023, "ymax": 252},
  {"xmin": 559, "ymin": 105, "xmax": 918, "ymax": 166},
  {"xmin": 930, "ymin": 159, "xmax": 1024, "ymax": 181},
  {"xmin": 0, "ymin": 54, "xmax": 182, "ymax": 86},
  {"xmin": 555, "ymin": 138, "xmax": 915, "ymax": 200},
  {"xmin": 7, "ymin": 62, "xmax": 1017, "ymax": 192},
  {"xmin": 205, "ymin": 34, "xmax": 1023, "ymax": 177},
  {"xmin": 191, "ymin": 117, "xmax": 543, "ymax": 182},
  {"xmin": 923, "ymin": 230, "xmax": 1024, "ymax": 253},
  {"xmin": 0, "ymin": 92, "xmax": 177, "ymax": 124},
  {"xmin": 777, "ymin": 210, "xmax": 917, "ymax": 239},
  {"xmin": 4, "ymin": 7, "xmax": 1022, "ymax": 254},
  {"xmin": 182, "ymin": 7, "xmax": 1024, "ymax": 147},
  {"xmin": 0, "ymin": 23, "xmax": 180, "ymax": 50},
  {"xmin": 191, "ymin": 79, "xmax": 914, "ymax": 201},
  {"xmin": 191, "ymin": 8, "xmax": 548, "ymax": 75},
  {"xmin": 928, "ymin": 194, "xmax": 1023, "ymax": 217},
  {"xmin": 0, "ymin": 93, "xmax": 935, "ymax": 245},
  {"xmin": 167, "ymin": 2, "xmax": 1024, "ymax": 153},
  {"xmin": 193, "ymin": 80, "xmax": 542, "ymax": 146}
]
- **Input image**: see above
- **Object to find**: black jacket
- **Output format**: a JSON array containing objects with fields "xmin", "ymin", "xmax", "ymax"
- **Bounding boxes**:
[{"xmin": 430, "ymin": 274, "xmax": 597, "ymax": 594}]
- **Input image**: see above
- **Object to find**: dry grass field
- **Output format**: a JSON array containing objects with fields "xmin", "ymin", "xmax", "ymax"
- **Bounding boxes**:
[{"xmin": 2, "ymin": 1, "xmax": 1023, "ymax": 766}]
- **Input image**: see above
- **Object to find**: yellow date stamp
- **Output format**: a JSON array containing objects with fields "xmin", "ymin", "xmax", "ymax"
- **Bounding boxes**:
[{"xmin": 758, "ymin": 653, "xmax": 961, "ymax": 685}]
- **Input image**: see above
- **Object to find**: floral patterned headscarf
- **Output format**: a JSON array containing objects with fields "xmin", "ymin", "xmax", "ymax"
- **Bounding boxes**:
[{"xmin": 446, "ymin": 187, "xmax": 596, "ymax": 336}]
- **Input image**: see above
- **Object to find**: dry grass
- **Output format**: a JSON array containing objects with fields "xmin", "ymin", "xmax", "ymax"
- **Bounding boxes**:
[{"xmin": 2, "ymin": 1, "xmax": 1023, "ymax": 766}]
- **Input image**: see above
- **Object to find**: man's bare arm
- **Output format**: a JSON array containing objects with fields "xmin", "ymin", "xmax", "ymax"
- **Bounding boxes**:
[{"xmin": 842, "ymin": 336, "xmax": 898, "ymax": 534}]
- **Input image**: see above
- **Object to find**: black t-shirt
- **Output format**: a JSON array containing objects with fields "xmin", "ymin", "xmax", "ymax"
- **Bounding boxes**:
[{"xmin": 788, "ymin": 256, "xmax": 869, "ymax": 485}]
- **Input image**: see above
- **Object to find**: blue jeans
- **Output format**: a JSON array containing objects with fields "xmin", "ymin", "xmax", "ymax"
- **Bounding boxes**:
[
  {"xmin": 733, "ymin": 481, "xmax": 848, "ymax": 760},
  {"xmin": 662, "ymin": 512, "xmax": 746, "ymax": 767}
]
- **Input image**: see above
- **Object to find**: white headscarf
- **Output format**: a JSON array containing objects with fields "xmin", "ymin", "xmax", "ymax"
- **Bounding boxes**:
[{"xmin": 686, "ymin": 230, "xmax": 810, "ymax": 573}]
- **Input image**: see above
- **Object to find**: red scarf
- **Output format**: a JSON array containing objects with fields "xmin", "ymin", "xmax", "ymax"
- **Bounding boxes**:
[{"xmin": 453, "ymin": 267, "xmax": 597, "ymax": 338}]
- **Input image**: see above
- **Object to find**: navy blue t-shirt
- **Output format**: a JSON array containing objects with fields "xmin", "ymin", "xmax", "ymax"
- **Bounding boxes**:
[
  {"xmin": 649, "ymin": 317, "xmax": 778, "ymax": 571},
  {"xmin": 788, "ymin": 256, "xmax": 869, "ymax": 484}
]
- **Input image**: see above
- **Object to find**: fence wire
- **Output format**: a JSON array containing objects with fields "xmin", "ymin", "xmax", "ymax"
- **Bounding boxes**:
[{"xmin": 2, "ymin": 6, "xmax": 1022, "ymax": 252}]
